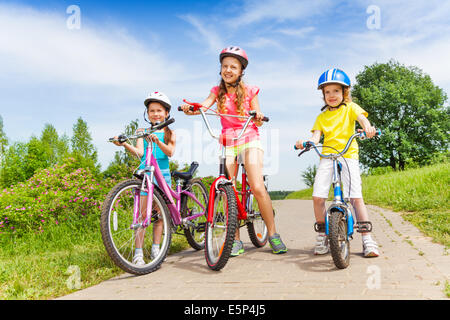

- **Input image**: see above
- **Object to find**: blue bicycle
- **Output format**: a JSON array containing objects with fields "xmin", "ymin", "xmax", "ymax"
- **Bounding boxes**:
[{"xmin": 295, "ymin": 129, "xmax": 381, "ymax": 269}]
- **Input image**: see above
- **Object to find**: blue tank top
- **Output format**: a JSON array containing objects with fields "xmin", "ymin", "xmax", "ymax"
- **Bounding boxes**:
[{"xmin": 139, "ymin": 131, "xmax": 171, "ymax": 186}]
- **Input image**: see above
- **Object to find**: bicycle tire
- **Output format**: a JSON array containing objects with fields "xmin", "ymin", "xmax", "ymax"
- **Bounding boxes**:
[
  {"xmin": 204, "ymin": 183, "xmax": 238, "ymax": 271},
  {"xmin": 100, "ymin": 179, "xmax": 172, "ymax": 275},
  {"xmin": 181, "ymin": 178, "xmax": 209, "ymax": 250},
  {"xmin": 246, "ymin": 192, "xmax": 271, "ymax": 248},
  {"xmin": 328, "ymin": 209, "xmax": 350, "ymax": 269}
]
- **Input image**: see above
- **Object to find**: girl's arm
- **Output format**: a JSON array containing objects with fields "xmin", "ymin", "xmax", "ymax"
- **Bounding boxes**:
[
  {"xmin": 113, "ymin": 135, "xmax": 144, "ymax": 158},
  {"xmin": 249, "ymin": 95, "xmax": 264, "ymax": 127},
  {"xmin": 181, "ymin": 92, "xmax": 216, "ymax": 115},
  {"xmin": 149, "ymin": 131, "xmax": 176, "ymax": 157},
  {"xmin": 356, "ymin": 114, "xmax": 376, "ymax": 138},
  {"xmin": 295, "ymin": 130, "xmax": 322, "ymax": 149}
]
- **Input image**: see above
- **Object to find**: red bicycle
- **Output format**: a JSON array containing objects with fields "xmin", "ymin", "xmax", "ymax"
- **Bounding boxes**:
[{"xmin": 179, "ymin": 100, "xmax": 272, "ymax": 271}]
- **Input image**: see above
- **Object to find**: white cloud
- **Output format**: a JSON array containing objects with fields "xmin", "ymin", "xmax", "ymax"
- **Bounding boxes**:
[
  {"xmin": 226, "ymin": 0, "xmax": 333, "ymax": 27},
  {"xmin": 179, "ymin": 14, "xmax": 224, "ymax": 54},
  {"xmin": 276, "ymin": 26, "xmax": 315, "ymax": 37},
  {"xmin": 0, "ymin": 3, "xmax": 183, "ymax": 88}
]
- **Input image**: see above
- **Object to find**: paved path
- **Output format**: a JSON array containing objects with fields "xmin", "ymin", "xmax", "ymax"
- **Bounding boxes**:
[{"xmin": 59, "ymin": 200, "xmax": 449, "ymax": 300}]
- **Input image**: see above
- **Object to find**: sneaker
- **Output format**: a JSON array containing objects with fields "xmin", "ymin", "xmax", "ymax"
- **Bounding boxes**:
[
  {"xmin": 132, "ymin": 252, "xmax": 145, "ymax": 266},
  {"xmin": 362, "ymin": 236, "xmax": 379, "ymax": 257},
  {"xmin": 230, "ymin": 240, "xmax": 244, "ymax": 257},
  {"xmin": 151, "ymin": 245, "xmax": 160, "ymax": 260},
  {"xmin": 268, "ymin": 233, "xmax": 287, "ymax": 254},
  {"xmin": 314, "ymin": 233, "xmax": 329, "ymax": 255}
]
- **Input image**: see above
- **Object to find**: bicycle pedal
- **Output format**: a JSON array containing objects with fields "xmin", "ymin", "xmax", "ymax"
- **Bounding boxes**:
[{"xmin": 196, "ymin": 222, "xmax": 206, "ymax": 233}]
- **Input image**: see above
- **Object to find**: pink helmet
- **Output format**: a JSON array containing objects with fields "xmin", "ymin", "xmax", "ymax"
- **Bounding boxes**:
[{"xmin": 219, "ymin": 46, "xmax": 249, "ymax": 69}]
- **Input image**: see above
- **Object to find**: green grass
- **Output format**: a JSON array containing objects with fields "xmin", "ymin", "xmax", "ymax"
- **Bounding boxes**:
[
  {"xmin": 286, "ymin": 162, "xmax": 450, "ymax": 247},
  {"xmin": 0, "ymin": 217, "xmax": 189, "ymax": 300}
]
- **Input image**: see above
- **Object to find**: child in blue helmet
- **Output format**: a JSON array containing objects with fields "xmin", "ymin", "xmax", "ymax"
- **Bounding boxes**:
[
  {"xmin": 295, "ymin": 69, "xmax": 379, "ymax": 257},
  {"xmin": 113, "ymin": 91, "xmax": 176, "ymax": 265}
]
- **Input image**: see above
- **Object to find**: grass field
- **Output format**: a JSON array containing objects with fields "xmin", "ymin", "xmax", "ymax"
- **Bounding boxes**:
[
  {"xmin": 286, "ymin": 162, "xmax": 450, "ymax": 247},
  {"xmin": 0, "ymin": 217, "xmax": 189, "ymax": 300}
]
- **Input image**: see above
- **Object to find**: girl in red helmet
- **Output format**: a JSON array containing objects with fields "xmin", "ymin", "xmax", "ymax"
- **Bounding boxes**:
[{"xmin": 181, "ymin": 46, "xmax": 287, "ymax": 255}]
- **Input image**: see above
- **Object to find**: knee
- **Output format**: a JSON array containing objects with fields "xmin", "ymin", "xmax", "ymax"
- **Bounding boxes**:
[{"xmin": 252, "ymin": 184, "xmax": 268, "ymax": 198}]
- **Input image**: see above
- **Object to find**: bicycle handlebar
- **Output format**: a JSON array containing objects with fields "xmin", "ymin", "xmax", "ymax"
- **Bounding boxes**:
[
  {"xmin": 108, "ymin": 117, "xmax": 175, "ymax": 143},
  {"xmin": 294, "ymin": 129, "xmax": 381, "ymax": 158},
  {"xmin": 178, "ymin": 100, "xmax": 269, "ymax": 122},
  {"xmin": 178, "ymin": 99, "xmax": 269, "ymax": 142}
]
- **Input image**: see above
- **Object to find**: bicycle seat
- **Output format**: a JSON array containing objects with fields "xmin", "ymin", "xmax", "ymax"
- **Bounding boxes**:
[{"xmin": 171, "ymin": 161, "xmax": 199, "ymax": 180}]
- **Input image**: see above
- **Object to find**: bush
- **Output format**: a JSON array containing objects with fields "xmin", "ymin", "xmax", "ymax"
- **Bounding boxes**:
[{"xmin": 0, "ymin": 157, "xmax": 117, "ymax": 236}]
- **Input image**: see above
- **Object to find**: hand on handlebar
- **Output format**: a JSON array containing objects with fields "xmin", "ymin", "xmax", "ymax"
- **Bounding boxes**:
[
  {"xmin": 111, "ymin": 134, "xmax": 128, "ymax": 146},
  {"xmin": 358, "ymin": 127, "xmax": 376, "ymax": 139},
  {"xmin": 294, "ymin": 140, "xmax": 313, "ymax": 150}
]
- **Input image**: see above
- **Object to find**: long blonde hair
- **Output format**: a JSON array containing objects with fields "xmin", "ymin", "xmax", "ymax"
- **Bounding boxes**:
[{"xmin": 216, "ymin": 79, "xmax": 247, "ymax": 116}]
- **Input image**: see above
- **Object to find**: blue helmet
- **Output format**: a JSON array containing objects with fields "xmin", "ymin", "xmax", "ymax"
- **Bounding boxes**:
[{"xmin": 317, "ymin": 68, "xmax": 351, "ymax": 89}]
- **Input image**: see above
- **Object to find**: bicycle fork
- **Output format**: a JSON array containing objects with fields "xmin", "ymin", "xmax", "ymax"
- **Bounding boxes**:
[
  {"xmin": 131, "ymin": 167, "xmax": 155, "ymax": 230},
  {"xmin": 325, "ymin": 159, "xmax": 355, "ymax": 239}
]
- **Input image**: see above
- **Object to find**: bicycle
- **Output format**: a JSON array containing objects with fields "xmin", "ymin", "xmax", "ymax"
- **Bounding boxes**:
[
  {"xmin": 179, "ymin": 100, "xmax": 273, "ymax": 271},
  {"xmin": 101, "ymin": 118, "xmax": 209, "ymax": 275},
  {"xmin": 295, "ymin": 129, "xmax": 381, "ymax": 269}
]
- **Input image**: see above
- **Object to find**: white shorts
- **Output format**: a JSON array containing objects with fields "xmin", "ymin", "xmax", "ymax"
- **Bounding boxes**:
[{"xmin": 312, "ymin": 158, "xmax": 363, "ymax": 199}]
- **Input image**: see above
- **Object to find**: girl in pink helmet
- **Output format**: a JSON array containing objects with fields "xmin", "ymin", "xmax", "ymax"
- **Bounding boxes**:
[{"xmin": 181, "ymin": 46, "xmax": 287, "ymax": 255}]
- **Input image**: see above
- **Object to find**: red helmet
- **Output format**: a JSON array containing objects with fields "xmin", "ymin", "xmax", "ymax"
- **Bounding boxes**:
[{"xmin": 219, "ymin": 46, "xmax": 248, "ymax": 69}]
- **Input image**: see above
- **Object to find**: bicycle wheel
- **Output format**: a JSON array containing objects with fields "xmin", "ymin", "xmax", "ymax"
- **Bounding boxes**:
[
  {"xmin": 204, "ymin": 183, "xmax": 238, "ymax": 271},
  {"xmin": 328, "ymin": 209, "xmax": 350, "ymax": 269},
  {"xmin": 246, "ymin": 192, "xmax": 270, "ymax": 248},
  {"xmin": 100, "ymin": 179, "xmax": 172, "ymax": 275},
  {"xmin": 182, "ymin": 178, "xmax": 208, "ymax": 250}
]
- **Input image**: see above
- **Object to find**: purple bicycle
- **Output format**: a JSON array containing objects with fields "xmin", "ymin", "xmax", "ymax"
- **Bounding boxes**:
[{"xmin": 101, "ymin": 119, "xmax": 208, "ymax": 275}]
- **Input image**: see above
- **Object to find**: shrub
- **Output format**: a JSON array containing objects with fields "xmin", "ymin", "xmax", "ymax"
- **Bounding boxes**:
[{"xmin": 0, "ymin": 157, "xmax": 117, "ymax": 236}]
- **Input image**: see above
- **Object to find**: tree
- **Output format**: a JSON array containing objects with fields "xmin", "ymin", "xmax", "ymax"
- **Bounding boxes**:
[
  {"xmin": 0, "ymin": 142, "xmax": 28, "ymax": 187},
  {"xmin": 352, "ymin": 60, "xmax": 449, "ymax": 170},
  {"xmin": 0, "ymin": 115, "xmax": 8, "ymax": 162},
  {"xmin": 71, "ymin": 117, "xmax": 100, "ymax": 174},
  {"xmin": 103, "ymin": 119, "xmax": 140, "ymax": 178},
  {"xmin": 301, "ymin": 164, "xmax": 317, "ymax": 188}
]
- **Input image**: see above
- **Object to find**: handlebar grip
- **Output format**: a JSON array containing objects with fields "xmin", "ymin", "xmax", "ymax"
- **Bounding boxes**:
[
  {"xmin": 294, "ymin": 141, "xmax": 311, "ymax": 150},
  {"xmin": 361, "ymin": 128, "xmax": 382, "ymax": 137},
  {"xmin": 249, "ymin": 110, "xmax": 269, "ymax": 122},
  {"xmin": 178, "ymin": 105, "xmax": 196, "ymax": 112}
]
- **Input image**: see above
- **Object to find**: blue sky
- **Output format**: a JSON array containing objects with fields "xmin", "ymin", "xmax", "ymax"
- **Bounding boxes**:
[{"xmin": 1, "ymin": 0, "xmax": 449, "ymax": 190}]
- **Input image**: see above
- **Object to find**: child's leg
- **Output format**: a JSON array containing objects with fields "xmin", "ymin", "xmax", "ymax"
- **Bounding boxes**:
[
  {"xmin": 351, "ymin": 197, "xmax": 379, "ymax": 257},
  {"xmin": 313, "ymin": 196, "xmax": 327, "ymax": 223},
  {"xmin": 243, "ymin": 147, "xmax": 276, "ymax": 237},
  {"xmin": 350, "ymin": 198, "xmax": 370, "ymax": 234},
  {"xmin": 135, "ymin": 195, "xmax": 148, "ymax": 249}
]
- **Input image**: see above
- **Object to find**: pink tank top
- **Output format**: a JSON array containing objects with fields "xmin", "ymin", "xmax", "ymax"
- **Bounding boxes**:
[{"xmin": 210, "ymin": 84, "xmax": 260, "ymax": 147}]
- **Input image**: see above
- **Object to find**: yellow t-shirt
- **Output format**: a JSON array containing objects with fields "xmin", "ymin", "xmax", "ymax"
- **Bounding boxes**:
[{"xmin": 311, "ymin": 102, "xmax": 368, "ymax": 159}]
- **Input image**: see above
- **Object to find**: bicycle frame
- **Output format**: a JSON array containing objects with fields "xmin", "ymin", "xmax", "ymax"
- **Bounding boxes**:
[
  {"xmin": 182, "ymin": 103, "xmax": 264, "ymax": 224},
  {"xmin": 112, "ymin": 126, "xmax": 206, "ymax": 230}
]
